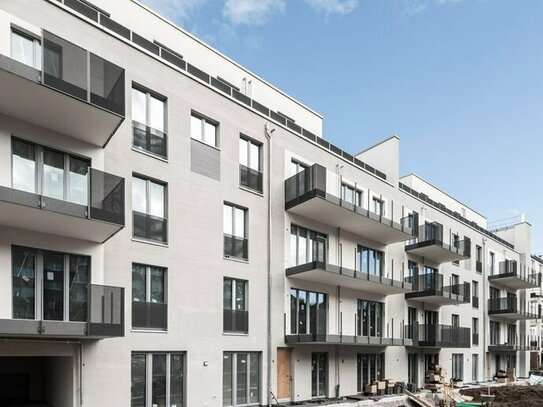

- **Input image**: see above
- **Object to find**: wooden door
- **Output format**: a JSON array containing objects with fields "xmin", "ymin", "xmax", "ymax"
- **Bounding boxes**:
[{"xmin": 277, "ymin": 348, "xmax": 291, "ymax": 399}]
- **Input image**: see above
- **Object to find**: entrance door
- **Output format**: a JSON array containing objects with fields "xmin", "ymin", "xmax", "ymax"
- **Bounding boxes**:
[
  {"xmin": 311, "ymin": 353, "xmax": 327, "ymax": 398},
  {"xmin": 277, "ymin": 348, "xmax": 291, "ymax": 400}
]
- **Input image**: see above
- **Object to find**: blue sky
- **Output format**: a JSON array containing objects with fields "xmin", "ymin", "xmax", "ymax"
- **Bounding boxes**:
[{"xmin": 142, "ymin": 0, "xmax": 543, "ymax": 253}]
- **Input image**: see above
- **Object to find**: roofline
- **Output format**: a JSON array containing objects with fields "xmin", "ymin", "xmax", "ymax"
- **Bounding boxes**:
[
  {"xmin": 399, "ymin": 172, "xmax": 487, "ymax": 219},
  {"xmin": 131, "ymin": 0, "xmax": 324, "ymax": 120},
  {"xmin": 532, "ymin": 255, "xmax": 543, "ymax": 264},
  {"xmin": 355, "ymin": 135, "xmax": 400, "ymax": 156}
]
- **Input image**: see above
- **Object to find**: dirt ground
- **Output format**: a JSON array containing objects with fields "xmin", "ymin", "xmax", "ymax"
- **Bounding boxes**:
[{"xmin": 460, "ymin": 385, "xmax": 543, "ymax": 406}]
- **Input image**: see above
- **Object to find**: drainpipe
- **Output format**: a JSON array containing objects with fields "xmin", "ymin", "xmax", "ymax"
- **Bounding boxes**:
[
  {"xmin": 265, "ymin": 123, "xmax": 275, "ymax": 407},
  {"xmin": 80, "ymin": 342, "xmax": 84, "ymax": 406},
  {"xmin": 482, "ymin": 237, "xmax": 487, "ymax": 381}
]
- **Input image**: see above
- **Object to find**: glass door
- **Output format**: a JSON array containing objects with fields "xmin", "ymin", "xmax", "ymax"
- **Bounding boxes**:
[
  {"xmin": 43, "ymin": 251, "xmax": 64, "ymax": 321},
  {"xmin": 311, "ymin": 353, "xmax": 327, "ymax": 398}
]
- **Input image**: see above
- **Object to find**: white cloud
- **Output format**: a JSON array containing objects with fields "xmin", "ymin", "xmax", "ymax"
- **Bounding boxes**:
[
  {"xmin": 223, "ymin": 0, "xmax": 285, "ymax": 26},
  {"xmin": 402, "ymin": 0, "xmax": 469, "ymax": 16},
  {"xmin": 139, "ymin": 0, "xmax": 206, "ymax": 21},
  {"xmin": 304, "ymin": 0, "xmax": 359, "ymax": 15}
]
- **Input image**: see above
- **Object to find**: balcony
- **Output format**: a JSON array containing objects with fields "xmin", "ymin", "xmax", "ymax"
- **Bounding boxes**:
[
  {"xmin": 0, "ymin": 169, "xmax": 124, "ymax": 242},
  {"xmin": 284, "ymin": 164, "xmax": 414, "ymax": 245},
  {"xmin": 488, "ymin": 261, "xmax": 541, "ymax": 290},
  {"xmin": 286, "ymin": 261, "xmax": 411, "ymax": 295},
  {"xmin": 405, "ymin": 274, "xmax": 470, "ymax": 305},
  {"xmin": 132, "ymin": 301, "xmax": 167, "ymax": 330},
  {"xmin": 240, "ymin": 164, "xmax": 263, "ymax": 193},
  {"xmin": 488, "ymin": 297, "xmax": 539, "ymax": 320},
  {"xmin": 405, "ymin": 222, "xmax": 470, "ymax": 263},
  {"xmin": 223, "ymin": 309, "xmax": 249, "ymax": 333},
  {"xmin": 405, "ymin": 323, "xmax": 471, "ymax": 348},
  {"xmin": 0, "ymin": 284, "xmax": 124, "ymax": 339},
  {"xmin": 0, "ymin": 30, "xmax": 124, "ymax": 147},
  {"xmin": 488, "ymin": 337, "xmax": 540, "ymax": 352}
]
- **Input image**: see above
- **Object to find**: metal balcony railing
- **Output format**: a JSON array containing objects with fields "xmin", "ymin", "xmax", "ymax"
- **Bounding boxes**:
[
  {"xmin": 132, "ymin": 121, "xmax": 167, "ymax": 158},
  {"xmin": 224, "ymin": 234, "xmax": 248, "ymax": 260},
  {"xmin": 240, "ymin": 164, "xmax": 263, "ymax": 193},
  {"xmin": 406, "ymin": 323, "xmax": 471, "ymax": 348},
  {"xmin": 223, "ymin": 309, "xmax": 249, "ymax": 333},
  {"xmin": 488, "ymin": 297, "xmax": 539, "ymax": 318},
  {"xmin": 133, "ymin": 211, "xmax": 168, "ymax": 243},
  {"xmin": 132, "ymin": 301, "xmax": 167, "ymax": 330},
  {"xmin": 489, "ymin": 261, "xmax": 542, "ymax": 287},
  {"xmin": 88, "ymin": 284, "xmax": 125, "ymax": 337}
]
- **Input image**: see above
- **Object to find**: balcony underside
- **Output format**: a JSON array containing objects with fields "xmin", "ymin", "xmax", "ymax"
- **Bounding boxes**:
[
  {"xmin": 0, "ymin": 187, "xmax": 123, "ymax": 243},
  {"xmin": 405, "ymin": 240, "xmax": 469, "ymax": 263},
  {"xmin": 0, "ymin": 319, "xmax": 123, "ymax": 340},
  {"xmin": 488, "ymin": 274, "xmax": 539, "ymax": 290},
  {"xmin": 405, "ymin": 290, "xmax": 468, "ymax": 306},
  {"xmin": 286, "ymin": 262, "xmax": 411, "ymax": 295},
  {"xmin": 285, "ymin": 334, "xmax": 412, "ymax": 347},
  {"xmin": 0, "ymin": 56, "xmax": 123, "ymax": 147},
  {"xmin": 286, "ymin": 192, "xmax": 414, "ymax": 245},
  {"xmin": 488, "ymin": 311, "xmax": 537, "ymax": 321}
]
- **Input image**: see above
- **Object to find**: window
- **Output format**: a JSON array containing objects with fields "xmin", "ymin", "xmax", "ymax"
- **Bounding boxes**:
[
  {"xmin": 11, "ymin": 29, "xmax": 41, "ymax": 69},
  {"xmin": 420, "ymin": 266, "xmax": 438, "ymax": 291},
  {"xmin": 223, "ymin": 204, "xmax": 248, "ymax": 260},
  {"xmin": 290, "ymin": 225, "xmax": 327, "ymax": 266},
  {"xmin": 224, "ymin": 278, "xmax": 248, "ymax": 333},
  {"xmin": 408, "ymin": 354, "xmax": 418, "ymax": 386},
  {"xmin": 355, "ymin": 246, "xmax": 383, "ymax": 276},
  {"xmin": 357, "ymin": 299, "xmax": 383, "ymax": 337},
  {"xmin": 239, "ymin": 136, "xmax": 262, "ymax": 193},
  {"xmin": 223, "ymin": 352, "xmax": 260, "ymax": 406},
  {"xmin": 191, "ymin": 113, "xmax": 218, "ymax": 147},
  {"xmin": 357, "ymin": 353, "xmax": 384, "ymax": 393},
  {"xmin": 341, "ymin": 183, "xmax": 362, "ymax": 207},
  {"xmin": 131, "ymin": 352, "xmax": 184, "ymax": 407},
  {"xmin": 132, "ymin": 264, "xmax": 167, "ymax": 330},
  {"xmin": 472, "ymin": 354, "xmax": 478, "ymax": 382},
  {"xmin": 472, "ymin": 281, "xmax": 479, "ymax": 308},
  {"xmin": 452, "ymin": 354, "xmax": 463, "ymax": 380},
  {"xmin": 132, "ymin": 176, "xmax": 167, "ymax": 243},
  {"xmin": 451, "ymin": 314, "xmax": 459, "ymax": 327},
  {"xmin": 489, "ymin": 252, "xmax": 495, "ymax": 275},
  {"xmin": 131, "ymin": 87, "xmax": 167, "ymax": 158},
  {"xmin": 12, "ymin": 138, "xmax": 90, "ymax": 205},
  {"xmin": 475, "ymin": 245, "xmax": 482, "ymax": 272},
  {"xmin": 406, "ymin": 261, "xmax": 418, "ymax": 284},
  {"xmin": 372, "ymin": 197, "xmax": 385, "ymax": 216},
  {"xmin": 290, "ymin": 159, "xmax": 308, "ymax": 176},
  {"xmin": 12, "ymin": 246, "xmax": 89, "ymax": 322},
  {"xmin": 490, "ymin": 321, "xmax": 500, "ymax": 345},
  {"xmin": 311, "ymin": 352, "xmax": 327, "ymax": 398},
  {"xmin": 472, "ymin": 318, "xmax": 479, "ymax": 345},
  {"xmin": 290, "ymin": 288, "xmax": 327, "ymax": 335},
  {"xmin": 507, "ymin": 324, "xmax": 516, "ymax": 345}
]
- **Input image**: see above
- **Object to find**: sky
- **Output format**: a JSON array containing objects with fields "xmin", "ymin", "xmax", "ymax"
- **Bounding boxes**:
[{"xmin": 141, "ymin": 0, "xmax": 543, "ymax": 253}]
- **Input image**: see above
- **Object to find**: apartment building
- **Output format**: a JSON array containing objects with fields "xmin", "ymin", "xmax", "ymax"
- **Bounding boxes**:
[{"xmin": 0, "ymin": 1, "xmax": 540, "ymax": 406}]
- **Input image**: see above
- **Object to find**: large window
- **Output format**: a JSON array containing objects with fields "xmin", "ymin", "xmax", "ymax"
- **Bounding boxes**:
[
  {"xmin": 191, "ymin": 113, "xmax": 218, "ymax": 147},
  {"xmin": 223, "ymin": 203, "xmax": 248, "ymax": 260},
  {"xmin": 132, "ymin": 87, "xmax": 167, "ymax": 158},
  {"xmin": 341, "ymin": 183, "xmax": 362, "ymax": 207},
  {"xmin": 355, "ymin": 245, "xmax": 383, "ymax": 276},
  {"xmin": 290, "ymin": 225, "xmax": 327, "ymax": 266},
  {"xmin": 132, "ymin": 264, "xmax": 167, "ymax": 330},
  {"xmin": 224, "ymin": 278, "xmax": 248, "ymax": 333},
  {"xmin": 290, "ymin": 289, "xmax": 327, "ymax": 335},
  {"xmin": 489, "ymin": 252, "xmax": 495, "ymax": 275},
  {"xmin": 357, "ymin": 353, "xmax": 384, "ymax": 392},
  {"xmin": 472, "ymin": 318, "xmax": 479, "ymax": 345},
  {"xmin": 490, "ymin": 321, "xmax": 500, "ymax": 345},
  {"xmin": 472, "ymin": 281, "xmax": 479, "ymax": 308},
  {"xmin": 311, "ymin": 352, "xmax": 327, "ymax": 398},
  {"xmin": 12, "ymin": 138, "xmax": 90, "ymax": 205},
  {"xmin": 452, "ymin": 354, "xmax": 463, "ymax": 380},
  {"xmin": 357, "ymin": 299, "xmax": 383, "ymax": 337},
  {"xmin": 239, "ymin": 136, "xmax": 262, "ymax": 193},
  {"xmin": 132, "ymin": 176, "xmax": 167, "ymax": 243},
  {"xmin": 131, "ymin": 352, "xmax": 184, "ymax": 407},
  {"xmin": 223, "ymin": 352, "xmax": 260, "ymax": 406},
  {"xmin": 12, "ymin": 246, "xmax": 89, "ymax": 322},
  {"xmin": 372, "ymin": 197, "xmax": 385, "ymax": 216},
  {"xmin": 11, "ymin": 29, "xmax": 41, "ymax": 69},
  {"xmin": 472, "ymin": 354, "xmax": 478, "ymax": 382}
]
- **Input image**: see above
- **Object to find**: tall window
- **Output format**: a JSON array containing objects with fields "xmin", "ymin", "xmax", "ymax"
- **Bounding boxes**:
[
  {"xmin": 131, "ymin": 352, "xmax": 184, "ymax": 407},
  {"xmin": 311, "ymin": 353, "xmax": 327, "ymax": 398},
  {"xmin": 223, "ymin": 352, "xmax": 260, "ymax": 406},
  {"xmin": 406, "ymin": 260, "xmax": 418, "ymax": 283},
  {"xmin": 191, "ymin": 113, "xmax": 218, "ymax": 147},
  {"xmin": 357, "ymin": 353, "xmax": 384, "ymax": 393},
  {"xmin": 132, "ymin": 176, "xmax": 167, "ymax": 243},
  {"xmin": 239, "ymin": 136, "xmax": 262, "ymax": 193},
  {"xmin": 372, "ymin": 197, "xmax": 385, "ymax": 216},
  {"xmin": 132, "ymin": 264, "xmax": 167, "ymax": 330},
  {"xmin": 472, "ymin": 281, "xmax": 479, "ymax": 308},
  {"xmin": 472, "ymin": 318, "xmax": 479, "ymax": 345},
  {"xmin": 223, "ymin": 203, "xmax": 248, "ymax": 260},
  {"xmin": 341, "ymin": 183, "xmax": 362, "ymax": 207},
  {"xmin": 290, "ymin": 225, "xmax": 327, "ymax": 266},
  {"xmin": 357, "ymin": 299, "xmax": 383, "ymax": 337},
  {"xmin": 11, "ymin": 30, "xmax": 41, "ymax": 69},
  {"xmin": 489, "ymin": 252, "xmax": 495, "ymax": 275},
  {"xmin": 12, "ymin": 246, "xmax": 89, "ymax": 322},
  {"xmin": 224, "ymin": 278, "xmax": 248, "ymax": 333},
  {"xmin": 472, "ymin": 354, "xmax": 478, "ymax": 382},
  {"xmin": 451, "ymin": 314, "xmax": 459, "ymax": 327},
  {"xmin": 355, "ymin": 246, "xmax": 383, "ymax": 276},
  {"xmin": 131, "ymin": 87, "xmax": 167, "ymax": 158},
  {"xmin": 490, "ymin": 321, "xmax": 500, "ymax": 345},
  {"xmin": 408, "ymin": 354, "xmax": 418, "ymax": 386},
  {"xmin": 290, "ymin": 288, "xmax": 327, "ymax": 335},
  {"xmin": 12, "ymin": 138, "xmax": 90, "ymax": 205},
  {"xmin": 290, "ymin": 159, "xmax": 308, "ymax": 176},
  {"xmin": 452, "ymin": 354, "xmax": 463, "ymax": 380}
]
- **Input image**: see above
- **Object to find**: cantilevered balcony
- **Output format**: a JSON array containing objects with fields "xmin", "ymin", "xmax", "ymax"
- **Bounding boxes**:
[
  {"xmin": 405, "ymin": 323, "xmax": 471, "ymax": 348},
  {"xmin": 488, "ymin": 336, "xmax": 540, "ymax": 352},
  {"xmin": 405, "ymin": 273, "xmax": 470, "ymax": 305},
  {"xmin": 0, "ymin": 169, "xmax": 124, "ymax": 242},
  {"xmin": 488, "ymin": 297, "xmax": 539, "ymax": 320},
  {"xmin": 0, "ymin": 284, "xmax": 124, "ymax": 339},
  {"xmin": 284, "ymin": 164, "xmax": 415, "ymax": 244},
  {"xmin": 405, "ymin": 222, "xmax": 470, "ymax": 263},
  {"xmin": 286, "ymin": 261, "xmax": 411, "ymax": 295},
  {"xmin": 0, "ymin": 30, "xmax": 125, "ymax": 147},
  {"xmin": 488, "ymin": 261, "xmax": 541, "ymax": 290}
]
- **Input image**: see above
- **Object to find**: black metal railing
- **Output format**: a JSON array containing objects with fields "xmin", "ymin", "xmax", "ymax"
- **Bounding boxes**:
[
  {"xmin": 406, "ymin": 323, "xmax": 470, "ymax": 348},
  {"xmin": 408, "ymin": 273, "xmax": 470, "ymax": 302},
  {"xmin": 240, "ymin": 164, "xmax": 263, "ymax": 193},
  {"xmin": 88, "ymin": 284, "xmax": 124, "ymax": 337},
  {"xmin": 489, "ymin": 335, "xmax": 540, "ymax": 351},
  {"xmin": 133, "ymin": 211, "xmax": 167, "ymax": 243},
  {"xmin": 132, "ymin": 301, "xmax": 167, "ymax": 330},
  {"xmin": 223, "ymin": 309, "xmax": 249, "ymax": 333},
  {"xmin": 43, "ymin": 31, "xmax": 125, "ymax": 116},
  {"xmin": 224, "ymin": 234, "xmax": 248, "ymax": 260},
  {"xmin": 489, "ymin": 261, "xmax": 541, "ymax": 287},
  {"xmin": 488, "ymin": 297, "xmax": 539, "ymax": 318},
  {"xmin": 132, "ymin": 121, "xmax": 167, "ymax": 158}
]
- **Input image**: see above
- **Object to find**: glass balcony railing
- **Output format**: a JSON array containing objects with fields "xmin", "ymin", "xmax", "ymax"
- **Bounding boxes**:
[
  {"xmin": 132, "ymin": 301, "xmax": 167, "ymax": 330},
  {"xmin": 406, "ymin": 323, "xmax": 470, "ymax": 348},
  {"xmin": 240, "ymin": 164, "xmax": 263, "ymax": 193},
  {"xmin": 223, "ymin": 309, "xmax": 249, "ymax": 333},
  {"xmin": 224, "ymin": 234, "xmax": 248, "ymax": 260},
  {"xmin": 488, "ymin": 297, "xmax": 539, "ymax": 318},
  {"xmin": 133, "ymin": 211, "xmax": 168, "ymax": 243},
  {"xmin": 132, "ymin": 121, "xmax": 167, "ymax": 158}
]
